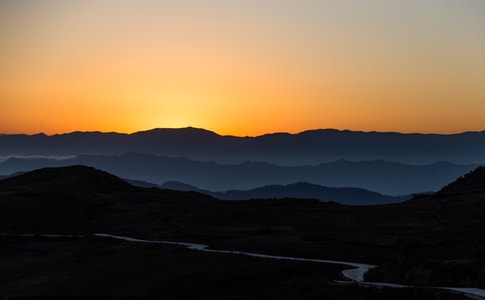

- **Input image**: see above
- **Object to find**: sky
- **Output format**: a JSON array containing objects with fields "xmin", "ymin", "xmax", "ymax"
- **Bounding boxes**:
[{"xmin": 1, "ymin": 0, "xmax": 484, "ymax": 136}]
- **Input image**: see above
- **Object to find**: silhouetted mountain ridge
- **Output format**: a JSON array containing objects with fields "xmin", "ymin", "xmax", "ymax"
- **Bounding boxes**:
[
  {"xmin": 222, "ymin": 182, "xmax": 406, "ymax": 204},
  {"xmin": 2, "ymin": 127, "xmax": 485, "ymax": 165},
  {"xmin": 160, "ymin": 181, "xmax": 407, "ymax": 205}
]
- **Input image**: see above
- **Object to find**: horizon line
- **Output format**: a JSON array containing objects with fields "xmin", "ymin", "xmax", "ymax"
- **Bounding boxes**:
[{"xmin": 2, "ymin": 126, "xmax": 485, "ymax": 137}]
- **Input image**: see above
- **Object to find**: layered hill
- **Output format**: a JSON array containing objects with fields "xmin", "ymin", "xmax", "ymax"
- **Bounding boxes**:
[
  {"xmin": 0, "ymin": 153, "xmax": 477, "ymax": 195},
  {"xmin": 161, "ymin": 181, "xmax": 406, "ymax": 205}
]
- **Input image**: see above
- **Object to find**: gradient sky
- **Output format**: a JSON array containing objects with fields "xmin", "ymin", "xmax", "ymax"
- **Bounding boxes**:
[{"xmin": 1, "ymin": 0, "xmax": 484, "ymax": 136}]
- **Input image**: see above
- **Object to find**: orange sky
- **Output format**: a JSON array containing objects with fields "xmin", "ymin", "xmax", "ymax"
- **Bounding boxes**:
[{"xmin": 1, "ymin": 0, "xmax": 485, "ymax": 136}]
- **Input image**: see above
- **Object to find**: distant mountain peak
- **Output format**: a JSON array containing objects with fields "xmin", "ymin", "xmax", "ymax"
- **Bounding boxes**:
[{"xmin": 132, "ymin": 127, "xmax": 220, "ymax": 137}]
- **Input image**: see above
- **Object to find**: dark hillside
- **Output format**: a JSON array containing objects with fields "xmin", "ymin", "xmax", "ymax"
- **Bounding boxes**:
[
  {"xmin": 364, "ymin": 169, "xmax": 485, "ymax": 288},
  {"xmin": 438, "ymin": 166, "xmax": 485, "ymax": 194},
  {"xmin": 0, "ymin": 165, "xmax": 217, "ymax": 234},
  {"xmin": 0, "ymin": 165, "xmax": 135, "ymax": 193},
  {"xmin": 1, "ymin": 165, "xmax": 484, "ymax": 294}
]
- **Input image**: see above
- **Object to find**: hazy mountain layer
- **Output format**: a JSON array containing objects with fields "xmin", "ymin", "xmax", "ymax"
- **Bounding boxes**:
[
  {"xmin": 160, "ymin": 181, "xmax": 407, "ymax": 205},
  {"xmin": 0, "ymin": 153, "xmax": 477, "ymax": 195}
]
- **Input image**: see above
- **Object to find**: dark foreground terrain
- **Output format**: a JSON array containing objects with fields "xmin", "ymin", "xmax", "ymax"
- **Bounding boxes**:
[
  {"xmin": 1, "ymin": 165, "xmax": 484, "ymax": 299},
  {"xmin": 0, "ymin": 236, "xmax": 470, "ymax": 299}
]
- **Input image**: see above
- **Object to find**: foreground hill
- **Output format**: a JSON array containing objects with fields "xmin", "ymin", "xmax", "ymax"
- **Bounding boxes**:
[
  {"xmin": 0, "ymin": 165, "xmax": 484, "ymax": 296},
  {"xmin": 2, "ymin": 127, "xmax": 485, "ymax": 165},
  {"xmin": 0, "ymin": 165, "xmax": 134, "ymax": 193},
  {"xmin": 0, "ymin": 165, "xmax": 216, "ymax": 234},
  {"xmin": 365, "ymin": 167, "xmax": 485, "ymax": 287},
  {"xmin": 439, "ymin": 166, "xmax": 485, "ymax": 194}
]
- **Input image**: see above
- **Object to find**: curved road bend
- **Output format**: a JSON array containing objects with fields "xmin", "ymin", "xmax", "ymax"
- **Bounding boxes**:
[
  {"xmin": 94, "ymin": 233, "xmax": 485, "ymax": 299},
  {"xmin": 5, "ymin": 233, "xmax": 484, "ymax": 299}
]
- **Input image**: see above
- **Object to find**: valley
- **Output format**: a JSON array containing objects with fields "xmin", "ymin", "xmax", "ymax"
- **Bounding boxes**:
[{"xmin": 1, "ymin": 165, "xmax": 484, "ymax": 298}]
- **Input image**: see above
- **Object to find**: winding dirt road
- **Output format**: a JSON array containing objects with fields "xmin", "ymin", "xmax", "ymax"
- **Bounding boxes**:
[
  {"xmin": 5, "ymin": 233, "xmax": 484, "ymax": 299},
  {"xmin": 94, "ymin": 233, "xmax": 485, "ymax": 299}
]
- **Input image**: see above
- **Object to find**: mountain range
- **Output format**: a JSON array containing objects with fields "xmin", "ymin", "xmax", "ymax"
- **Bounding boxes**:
[
  {"xmin": 2, "ymin": 127, "xmax": 485, "ymax": 165},
  {"xmin": 160, "ymin": 181, "xmax": 407, "ymax": 205},
  {"xmin": 0, "ymin": 152, "xmax": 478, "ymax": 195}
]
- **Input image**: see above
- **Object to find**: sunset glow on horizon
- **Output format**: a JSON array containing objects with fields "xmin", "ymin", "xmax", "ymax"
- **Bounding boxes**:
[{"xmin": 1, "ymin": 0, "xmax": 485, "ymax": 136}]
